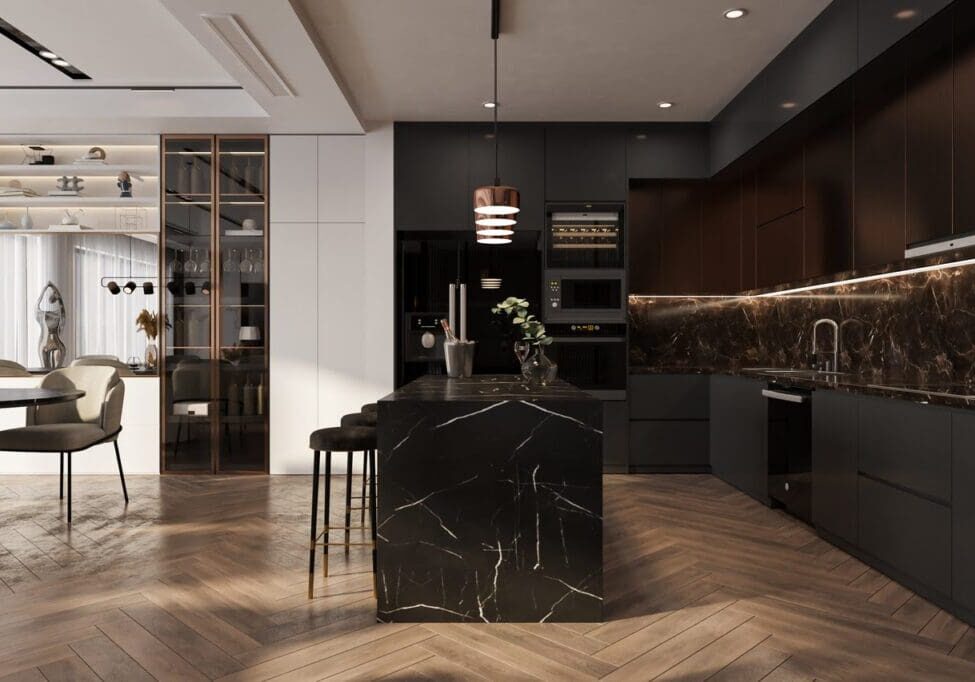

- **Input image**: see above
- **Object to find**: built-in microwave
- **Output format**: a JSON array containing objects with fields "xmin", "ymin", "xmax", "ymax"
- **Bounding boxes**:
[
  {"xmin": 545, "ymin": 202, "xmax": 624, "ymax": 270},
  {"xmin": 543, "ymin": 270, "xmax": 626, "ymax": 323}
]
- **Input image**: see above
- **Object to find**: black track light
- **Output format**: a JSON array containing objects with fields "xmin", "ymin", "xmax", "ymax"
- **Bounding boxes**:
[
  {"xmin": 142, "ymin": 281, "xmax": 154, "ymax": 295},
  {"xmin": 107, "ymin": 281, "xmax": 121, "ymax": 295},
  {"xmin": 123, "ymin": 280, "xmax": 137, "ymax": 294}
]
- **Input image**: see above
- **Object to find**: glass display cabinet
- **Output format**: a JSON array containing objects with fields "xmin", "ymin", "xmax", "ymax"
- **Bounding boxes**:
[{"xmin": 160, "ymin": 135, "xmax": 268, "ymax": 473}]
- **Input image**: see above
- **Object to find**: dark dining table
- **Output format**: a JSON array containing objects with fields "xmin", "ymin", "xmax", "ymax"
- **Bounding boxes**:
[{"xmin": 0, "ymin": 388, "xmax": 85, "ymax": 409}]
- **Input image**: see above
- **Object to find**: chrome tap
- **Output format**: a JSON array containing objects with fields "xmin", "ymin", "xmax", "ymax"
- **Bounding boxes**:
[{"xmin": 812, "ymin": 318, "xmax": 840, "ymax": 372}]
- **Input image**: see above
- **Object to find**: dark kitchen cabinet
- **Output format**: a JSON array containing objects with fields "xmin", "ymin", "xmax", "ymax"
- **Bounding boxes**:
[
  {"xmin": 740, "ymin": 172, "xmax": 757, "ymax": 290},
  {"xmin": 811, "ymin": 390, "xmax": 858, "ymax": 545},
  {"xmin": 630, "ymin": 375, "xmax": 710, "ymax": 472},
  {"xmin": 955, "ymin": 1, "xmax": 975, "ymax": 235},
  {"xmin": 854, "ymin": 47, "xmax": 907, "ymax": 268},
  {"xmin": 545, "ymin": 125, "xmax": 627, "ymax": 201},
  {"xmin": 657, "ymin": 182, "xmax": 704, "ymax": 294},
  {"xmin": 701, "ymin": 173, "xmax": 742, "ymax": 294},
  {"xmin": 710, "ymin": 375, "xmax": 767, "ymax": 503},
  {"xmin": 469, "ymin": 124, "xmax": 545, "ymax": 231},
  {"xmin": 628, "ymin": 181, "xmax": 661, "ymax": 294},
  {"xmin": 858, "ymin": 0, "xmax": 953, "ymax": 68},
  {"xmin": 905, "ymin": 10, "xmax": 953, "ymax": 246},
  {"xmin": 395, "ymin": 123, "xmax": 469, "ymax": 230},
  {"xmin": 858, "ymin": 396, "xmax": 951, "ymax": 503},
  {"xmin": 859, "ymin": 475, "xmax": 951, "ymax": 596},
  {"xmin": 756, "ymin": 211, "xmax": 804, "ymax": 288},
  {"xmin": 603, "ymin": 400, "xmax": 629, "ymax": 473},
  {"xmin": 626, "ymin": 124, "xmax": 709, "ymax": 179},
  {"xmin": 756, "ymin": 142, "xmax": 804, "ymax": 227},
  {"xmin": 952, "ymin": 412, "xmax": 975, "ymax": 613},
  {"xmin": 804, "ymin": 82, "xmax": 854, "ymax": 277}
]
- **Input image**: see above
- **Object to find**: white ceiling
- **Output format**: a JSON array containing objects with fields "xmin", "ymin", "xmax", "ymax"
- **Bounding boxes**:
[{"xmin": 297, "ymin": 0, "xmax": 832, "ymax": 122}]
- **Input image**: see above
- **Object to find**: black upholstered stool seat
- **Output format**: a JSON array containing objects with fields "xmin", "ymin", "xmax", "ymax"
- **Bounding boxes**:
[
  {"xmin": 340, "ymin": 411, "xmax": 377, "ymax": 428},
  {"xmin": 309, "ymin": 426, "xmax": 375, "ymax": 452},
  {"xmin": 361, "ymin": 402, "xmax": 377, "ymax": 416}
]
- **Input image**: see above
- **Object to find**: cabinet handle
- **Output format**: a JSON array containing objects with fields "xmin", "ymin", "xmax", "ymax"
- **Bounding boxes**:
[{"xmin": 762, "ymin": 388, "xmax": 806, "ymax": 403}]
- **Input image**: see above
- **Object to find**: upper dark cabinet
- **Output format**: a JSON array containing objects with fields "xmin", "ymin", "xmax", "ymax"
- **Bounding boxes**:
[
  {"xmin": 627, "ymin": 181, "xmax": 661, "ymax": 295},
  {"xmin": 395, "ymin": 123, "xmax": 469, "ymax": 230},
  {"xmin": 755, "ymin": 139, "xmax": 804, "ymax": 227},
  {"xmin": 468, "ymin": 124, "xmax": 545, "ymax": 231},
  {"xmin": 756, "ymin": 211, "xmax": 804, "ymax": 288},
  {"xmin": 854, "ymin": 46, "xmax": 907, "ymax": 268},
  {"xmin": 955, "ymin": 1, "xmax": 975, "ymax": 236},
  {"xmin": 858, "ymin": 0, "xmax": 953, "ymax": 67},
  {"xmin": 905, "ymin": 9, "xmax": 953, "ymax": 246},
  {"xmin": 657, "ymin": 181, "xmax": 703, "ymax": 294},
  {"xmin": 545, "ymin": 125, "xmax": 627, "ymax": 201},
  {"xmin": 626, "ymin": 124, "xmax": 709, "ymax": 180},
  {"xmin": 701, "ymin": 173, "xmax": 742, "ymax": 294}
]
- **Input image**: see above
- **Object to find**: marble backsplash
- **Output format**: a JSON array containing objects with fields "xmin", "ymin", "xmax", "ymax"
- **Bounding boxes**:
[{"xmin": 629, "ymin": 262, "xmax": 975, "ymax": 385}]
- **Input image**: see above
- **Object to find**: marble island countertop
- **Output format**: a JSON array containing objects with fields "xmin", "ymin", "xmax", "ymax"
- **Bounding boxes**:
[
  {"xmin": 379, "ymin": 374, "xmax": 598, "ymax": 402},
  {"xmin": 630, "ymin": 365, "xmax": 975, "ymax": 409}
]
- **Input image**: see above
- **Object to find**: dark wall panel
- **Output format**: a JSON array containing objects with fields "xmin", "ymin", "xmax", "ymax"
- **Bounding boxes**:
[{"xmin": 626, "ymin": 124, "xmax": 709, "ymax": 179}]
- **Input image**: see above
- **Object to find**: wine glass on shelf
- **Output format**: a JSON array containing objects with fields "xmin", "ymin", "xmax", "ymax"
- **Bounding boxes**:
[
  {"xmin": 173, "ymin": 249, "xmax": 184, "ymax": 275},
  {"xmin": 199, "ymin": 249, "xmax": 211, "ymax": 275},
  {"xmin": 239, "ymin": 248, "xmax": 254, "ymax": 274},
  {"xmin": 185, "ymin": 248, "xmax": 199, "ymax": 274},
  {"xmin": 224, "ymin": 248, "xmax": 239, "ymax": 273}
]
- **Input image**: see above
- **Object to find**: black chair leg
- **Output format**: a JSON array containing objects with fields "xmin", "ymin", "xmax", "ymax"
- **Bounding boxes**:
[
  {"xmin": 369, "ymin": 448, "xmax": 378, "ymax": 598},
  {"xmin": 360, "ymin": 449, "xmax": 368, "ymax": 525},
  {"xmin": 114, "ymin": 441, "xmax": 129, "ymax": 504},
  {"xmin": 344, "ymin": 452, "xmax": 353, "ymax": 554},
  {"xmin": 323, "ymin": 451, "xmax": 332, "ymax": 576},
  {"xmin": 66, "ymin": 452, "xmax": 72, "ymax": 524},
  {"xmin": 59, "ymin": 452, "xmax": 64, "ymax": 499},
  {"xmin": 308, "ymin": 450, "xmax": 320, "ymax": 598}
]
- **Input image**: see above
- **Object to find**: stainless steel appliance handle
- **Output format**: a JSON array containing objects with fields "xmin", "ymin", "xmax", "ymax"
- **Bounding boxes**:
[{"xmin": 762, "ymin": 388, "xmax": 807, "ymax": 403}]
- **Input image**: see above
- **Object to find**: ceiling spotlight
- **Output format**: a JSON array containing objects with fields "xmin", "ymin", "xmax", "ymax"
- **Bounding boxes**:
[
  {"xmin": 723, "ymin": 8, "xmax": 748, "ymax": 19},
  {"xmin": 894, "ymin": 9, "xmax": 918, "ymax": 20},
  {"xmin": 635, "ymin": 133, "xmax": 648, "ymax": 140},
  {"xmin": 142, "ymin": 281, "xmax": 155, "ymax": 295},
  {"xmin": 483, "ymin": 101, "xmax": 497, "ymax": 109},
  {"xmin": 106, "ymin": 281, "xmax": 121, "ymax": 295},
  {"xmin": 780, "ymin": 100, "xmax": 798, "ymax": 109},
  {"xmin": 38, "ymin": 50, "xmax": 56, "ymax": 59},
  {"xmin": 657, "ymin": 101, "xmax": 674, "ymax": 109},
  {"xmin": 122, "ymin": 280, "xmax": 138, "ymax": 295},
  {"xmin": 51, "ymin": 59, "xmax": 69, "ymax": 67}
]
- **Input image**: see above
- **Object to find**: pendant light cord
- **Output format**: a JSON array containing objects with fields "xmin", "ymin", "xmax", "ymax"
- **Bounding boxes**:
[{"xmin": 493, "ymin": 36, "xmax": 499, "ymax": 186}]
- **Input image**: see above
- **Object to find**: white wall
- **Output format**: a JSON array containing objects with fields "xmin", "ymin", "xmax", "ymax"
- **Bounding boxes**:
[
  {"xmin": 0, "ymin": 376, "xmax": 160, "ymax": 474},
  {"xmin": 269, "ymin": 127, "xmax": 394, "ymax": 474}
]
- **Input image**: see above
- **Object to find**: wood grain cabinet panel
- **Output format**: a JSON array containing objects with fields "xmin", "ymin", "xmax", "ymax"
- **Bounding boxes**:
[
  {"xmin": 905, "ymin": 10, "xmax": 953, "ymax": 246},
  {"xmin": 955, "ymin": 1, "xmax": 975, "ymax": 235},
  {"xmin": 740, "ymin": 171, "xmax": 757, "ymax": 290},
  {"xmin": 756, "ymin": 144, "xmax": 804, "ymax": 227},
  {"xmin": 702, "ymin": 174, "xmax": 742, "ymax": 294},
  {"xmin": 854, "ymin": 48, "xmax": 907, "ymax": 268},
  {"xmin": 658, "ymin": 182, "xmax": 704, "ymax": 294},
  {"xmin": 756, "ymin": 211, "xmax": 804, "ymax": 288},
  {"xmin": 628, "ymin": 182, "xmax": 661, "ymax": 295}
]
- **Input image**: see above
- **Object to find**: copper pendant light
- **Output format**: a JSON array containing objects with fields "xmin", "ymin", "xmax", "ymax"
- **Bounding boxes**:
[{"xmin": 475, "ymin": 0, "xmax": 517, "ymax": 245}]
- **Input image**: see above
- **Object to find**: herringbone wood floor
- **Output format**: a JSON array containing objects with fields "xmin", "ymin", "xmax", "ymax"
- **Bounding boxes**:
[{"xmin": 0, "ymin": 473, "xmax": 973, "ymax": 681}]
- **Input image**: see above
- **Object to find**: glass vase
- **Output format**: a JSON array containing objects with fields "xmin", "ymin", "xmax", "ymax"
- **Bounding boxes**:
[
  {"xmin": 520, "ymin": 345, "xmax": 558, "ymax": 386},
  {"xmin": 144, "ymin": 340, "xmax": 159, "ymax": 370}
]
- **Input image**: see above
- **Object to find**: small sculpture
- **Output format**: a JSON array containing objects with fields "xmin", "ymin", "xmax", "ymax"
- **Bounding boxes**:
[
  {"xmin": 35, "ymin": 282, "xmax": 67, "ymax": 369},
  {"xmin": 61, "ymin": 208, "xmax": 83, "ymax": 225},
  {"xmin": 117, "ymin": 171, "xmax": 133, "ymax": 197},
  {"xmin": 84, "ymin": 146, "xmax": 106, "ymax": 161},
  {"xmin": 55, "ymin": 175, "xmax": 84, "ymax": 193}
]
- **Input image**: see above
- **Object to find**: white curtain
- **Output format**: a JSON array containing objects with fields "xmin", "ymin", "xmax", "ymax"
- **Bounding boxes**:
[{"xmin": 0, "ymin": 234, "xmax": 157, "ymax": 368}]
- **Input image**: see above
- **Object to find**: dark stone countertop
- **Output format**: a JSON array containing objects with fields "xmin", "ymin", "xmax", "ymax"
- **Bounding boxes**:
[
  {"xmin": 379, "ymin": 374, "xmax": 598, "ymax": 402},
  {"xmin": 629, "ymin": 365, "xmax": 975, "ymax": 409}
]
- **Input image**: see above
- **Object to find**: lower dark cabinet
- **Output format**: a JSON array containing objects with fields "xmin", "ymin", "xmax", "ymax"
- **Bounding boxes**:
[
  {"xmin": 811, "ymin": 390, "xmax": 858, "ymax": 545},
  {"xmin": 603, "ymin": 400, "xmax": 629, "ymax": 473},
  {"xmin": 858, "ymin": 475, "xmax": 951, "ymax": 596},
  {"xmin": 952, "ymin": 412, "xmax": 975, "ymax": 613},
  {"xmin": 629, "ymin": 421, "xmax": 709, "ymax": 471},
  {"xmin": 710, "ymin": 375, "xmax": 767, "ymax": 502}
]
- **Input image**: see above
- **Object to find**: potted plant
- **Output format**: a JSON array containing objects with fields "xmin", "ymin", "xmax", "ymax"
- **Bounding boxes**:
[
  {"xmin": 135, "ymin": 309, "xmax": 166, "ymax": 370},
  {"xmin": 492, "ymin": 297, "xmax": 557, "ymax": 385}
]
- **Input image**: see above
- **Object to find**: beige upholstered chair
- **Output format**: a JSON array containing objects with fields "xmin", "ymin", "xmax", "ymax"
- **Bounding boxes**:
[
  {"xmin": 70, "ymin": 357, "xmax": 136, "ymax": 377},
  {"xmin": 0, "ymin": 359, "xmax": 31, "ymax": 377},
  {"xmin": 0, "ymin": 366, "xmax": 128, "ymax": 523}
]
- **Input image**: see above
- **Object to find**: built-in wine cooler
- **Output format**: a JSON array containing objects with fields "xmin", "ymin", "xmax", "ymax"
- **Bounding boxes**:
[
  {"xmin": 545, "ymin": 202, "xmax": 624, "ymax": 270},
  {"xmin": 160, "ymin": 135, "xmax": 269, "ymax": 474}
]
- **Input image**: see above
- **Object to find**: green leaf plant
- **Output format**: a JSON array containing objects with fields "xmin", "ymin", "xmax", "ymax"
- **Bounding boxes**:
[{"xmin": 491, "ymin": 297, "xmax": 553, "ymax": 347}]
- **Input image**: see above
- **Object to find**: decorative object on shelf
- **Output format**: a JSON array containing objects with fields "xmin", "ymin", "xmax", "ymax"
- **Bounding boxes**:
[
  {"xmin": 242, "ymin": 217, "xmax": 257, "ymax": 231},
  {"xmin": 116, "ymin": 207, "xmax": 147, "ymax": 231},
  {"xmin": 0, "ymin": 211, "xmax": 14, "ymax": 230},
  {"xmin": 0, "ymin": 179, "xmax": 38, "ymax": 198},
  {"xmin": 135, "ymin": 309, "xmax": 166, "ymax": 370},
  {"xmin": 223, "ymin": 248, "xmax": 239, "ymax": 272},
  {"xmin": 238, "ymin": 326, "xmax": 261, "ymax": 347},
  {"xmin": 117, "ymin": 171, "xmax": 132, "ymax": 197},
  {"xmin": 49, "ymin": 175, "xmax": 84, "ymax": 196},
  {"xmin": 492, "ymin": 296, "xmax": 557, "ymax": 384},
  {"xmin": 35, "ymin": 281, "xmax": 67, "ymax": 369},
  {"xmin": 127, "ymin": 356, "xmax": 141, "ymax": 370},
  {"xmin": 256, "ymin": 375, "xmax": 265, "ymax": 415},
  {"xmin": 222, "ymin": 346, "xmax": 244, "ymax": 365},
  {"xmin": 473, "ymin": 0, "xmax": 518, "ymax": 245},
  {"xmin": 20, "ymin": 207, "xmax": 32, "ymax": 229},
  {"xmin": 74, "ymin": 147, "xmax": 107, "ymax": 164},
  {"xmin": 22, "ymin": 145, "xmax": 52, "ymax": 165}
]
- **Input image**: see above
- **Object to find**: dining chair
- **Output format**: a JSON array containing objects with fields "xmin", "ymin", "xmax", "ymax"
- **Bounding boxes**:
[
  {"xmin": 70, "ymin": 357, "xmax": 136, "ymax": 377},
  {"xmin": 0, "ymin": 359, "xmax": 31, "ymax": 377},
  {"xmin": 0, "ymin": 366, "xmax": 128, "ymax": 523}
]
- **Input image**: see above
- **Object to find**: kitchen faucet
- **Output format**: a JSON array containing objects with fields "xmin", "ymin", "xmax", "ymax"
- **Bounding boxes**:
[{"xmin": 811, "ymin": 318, "xmax": 840, "ymax": 372}]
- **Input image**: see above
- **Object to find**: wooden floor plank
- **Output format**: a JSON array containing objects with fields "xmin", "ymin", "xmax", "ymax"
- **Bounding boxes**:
[{"xmin": 69, "ymin": 633, "xmax": 155, "ymax": 682}]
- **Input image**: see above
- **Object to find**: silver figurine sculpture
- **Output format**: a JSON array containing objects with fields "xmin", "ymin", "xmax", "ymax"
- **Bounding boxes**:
[{"xmin": 35, "ymin": 281, "xmax": 66, "ymax": 369}]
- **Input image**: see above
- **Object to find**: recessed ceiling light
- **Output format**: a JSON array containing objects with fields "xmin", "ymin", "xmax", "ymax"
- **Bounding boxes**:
[
  {"xmin": 780, "ymin": 100, "xmax": 797, "ymax": 109},
  {"xmin": 51, "ymin": 59, "xmax": 69, "ymax": 67},
  {"xmin": 38, "ymin": 50, "xmax": 56, "ymax": 59},
  {"xmin": 0, "ymin": 17, "xmax": 89, "ymax": 79},
  {"xmin": 635, "ymin": 133, "xmax": 648, "ymax": 140},
  {"xmin": 657, "ymin": 101, "xmax": 674, "ymax": 109},
  {"xmin": 483, "ymin": 101, "xmax": 497, "ymax": 109},
  {"xmin": 894, "ymin": 9, "xmax": 918, "ymax": 20},
  {"xmin": 724, "ymin": 8, "xmax": 748, "ymax": 20}
]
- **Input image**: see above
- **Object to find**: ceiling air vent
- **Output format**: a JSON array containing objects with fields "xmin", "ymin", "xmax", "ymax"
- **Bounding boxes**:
[{"xmin": 201, "ymin": 13, "xmax": 294, "ymax": 98}]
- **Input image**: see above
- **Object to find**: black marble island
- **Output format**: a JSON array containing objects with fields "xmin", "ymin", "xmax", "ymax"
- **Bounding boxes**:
[{"xmin": 376, "ymin": 375, "xmax": 603, "ymax": 623}]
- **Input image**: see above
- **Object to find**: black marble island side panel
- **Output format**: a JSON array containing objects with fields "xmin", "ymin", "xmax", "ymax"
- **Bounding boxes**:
[{"xmin": 377, "ymin": 376, "xmax": 603, "ymax": 623}]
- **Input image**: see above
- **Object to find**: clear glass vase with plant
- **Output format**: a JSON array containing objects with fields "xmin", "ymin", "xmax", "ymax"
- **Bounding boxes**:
[
  {"xmin": 491, "ymin": 297, "xmax": 557, "ymax": 385},
  {"xmin": 135, "ymin": 309, "xmax": 168, "ymax": 370}
]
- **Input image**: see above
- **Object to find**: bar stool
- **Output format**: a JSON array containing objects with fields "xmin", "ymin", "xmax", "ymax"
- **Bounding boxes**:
[
  {"xmin": 308, "ymin": 425, "xmax": 377, "ymax": 598},
  {"xmin": 340, "ymin": 411, "xmax": 377, "ymax": 525}
]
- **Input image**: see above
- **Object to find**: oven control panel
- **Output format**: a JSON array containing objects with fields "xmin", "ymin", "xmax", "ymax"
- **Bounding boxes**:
[{"xmin": 546, "ymin": 279, "xmax": 561, "ymax": 310}]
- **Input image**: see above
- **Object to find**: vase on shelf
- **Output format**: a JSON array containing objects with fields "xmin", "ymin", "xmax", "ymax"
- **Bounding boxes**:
[
  {"xmin": 144, "ymin": 339, "xmax": 159, "ymax": 370},
  {"xmin": 520, "ymin": 345, "xmax": 558, "ymax": 386}
]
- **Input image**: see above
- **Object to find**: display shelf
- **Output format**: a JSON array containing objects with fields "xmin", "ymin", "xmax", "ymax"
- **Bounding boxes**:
[
  {"xmin": 0, "ymin": 164, "xmax": 158, "ymax": 177},
  {"xmin": 0, "ymin": 197, "xmax": 158, "ymax": 207},
  {"xmin": 0, "ymin": 228, "xmax": 158, "ymax": 236}
]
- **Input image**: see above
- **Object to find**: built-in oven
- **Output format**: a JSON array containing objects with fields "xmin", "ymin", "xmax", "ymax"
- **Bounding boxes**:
[
  {"xmin": 545, "ymin": 203, "xmax": 624, "ymax": 270},
  {"xmin": 545, "ymin": 323, "xmax": 627, "ymax": 399},
  {"xmin": 543, "ymin": 270, "xmax": 626, "ymax": 323},
  {"xmin": 764, "ymin": 385, "xmax": 812, "ymax": 524}
]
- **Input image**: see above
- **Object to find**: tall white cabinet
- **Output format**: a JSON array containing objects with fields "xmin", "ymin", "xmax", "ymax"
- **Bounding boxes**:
[{"xmin": 269, "ymin": 132, "xmax": 392, "ymax": 474}]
